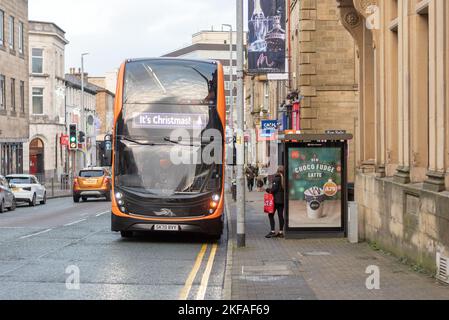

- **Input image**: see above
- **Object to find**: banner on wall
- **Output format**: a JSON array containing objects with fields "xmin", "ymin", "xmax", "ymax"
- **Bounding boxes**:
[{"xmin": 248, "ymin": 0, "xmax": 286, "ymax": 74}]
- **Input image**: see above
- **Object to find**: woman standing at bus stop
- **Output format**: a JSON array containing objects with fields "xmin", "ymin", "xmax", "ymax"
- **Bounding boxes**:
[{"xmin": 265, "ymin": 166, "xmax": 285, "ymax": 239}]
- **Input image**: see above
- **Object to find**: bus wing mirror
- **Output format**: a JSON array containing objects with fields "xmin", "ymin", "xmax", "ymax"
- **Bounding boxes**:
[{"xmin": 101, "ymin": 140, "xmax": 113, "ymax": 167}]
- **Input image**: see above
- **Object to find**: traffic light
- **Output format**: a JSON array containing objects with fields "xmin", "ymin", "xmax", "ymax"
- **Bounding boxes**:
[
  {"xmin": 100, "ymin": 134, "xmax": 113, "ymax": 167},
  {"xmin": 78, "ymin": 131, "xmax": 86, "ymax": 143},
  {"xmin": 69, "ymin": 124, "xmax": 78, "ymax": 150}
]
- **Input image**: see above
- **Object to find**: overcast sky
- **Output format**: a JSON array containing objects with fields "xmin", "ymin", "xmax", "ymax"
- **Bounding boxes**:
[{"xmin": 29, "ymin": 0, "xmax": 239, "ymax": 76}]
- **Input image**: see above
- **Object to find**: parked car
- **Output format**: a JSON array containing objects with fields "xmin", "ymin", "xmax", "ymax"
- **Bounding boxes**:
[
  {"xmin": 73, "ymin": 167, "xmax": 111, "ymax": 203},
  {"xmin": 0, "ymin": 175, "xmax": 16, "ymax": 213},
  {"xmin": 5, "ymin": 174, "xmax": 47, "ymax": 207}
]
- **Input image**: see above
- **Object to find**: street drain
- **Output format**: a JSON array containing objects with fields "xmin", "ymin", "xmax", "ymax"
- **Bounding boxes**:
[
  {"xmin": 240, "ymin": 275, "xmax": 289, "ymax": 282},
  {"xmin": 242, "ymin": 265, "xmax": 293, "ymax": 276},
  {"xmin": 300, "ymin": 251, "xmax": 332, "ymax": 257}
]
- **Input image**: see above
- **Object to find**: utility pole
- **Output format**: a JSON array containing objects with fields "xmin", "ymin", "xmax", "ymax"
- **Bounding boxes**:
[
  {"xmin": 222, "ymin": 23, "xmax": 235, "ymax": 189},
  {"xmin": 236, "ymin": 0, "xmax": 245, "ymax": 248},
  {"xmin": 221, "ymin": 24, "xmax": 234, "ymax": 129},
  {"xmin": 81, "ymin": 53, "xmax": 89, "ymax": 168}
]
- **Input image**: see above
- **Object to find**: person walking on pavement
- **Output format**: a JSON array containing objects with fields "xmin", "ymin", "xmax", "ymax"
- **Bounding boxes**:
[
  {"xmin": 265, "ymin": 166, "xmax": 285, "ymax": 238},
  {"xmin": 245, "ymin": 165, "xmax": 255, "ymax": 192}
]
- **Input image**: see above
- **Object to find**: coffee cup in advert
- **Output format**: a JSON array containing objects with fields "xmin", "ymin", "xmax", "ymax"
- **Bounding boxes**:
[{"xmin": 304, "ymin": 187, "xmax": 327, "ymax": 219}]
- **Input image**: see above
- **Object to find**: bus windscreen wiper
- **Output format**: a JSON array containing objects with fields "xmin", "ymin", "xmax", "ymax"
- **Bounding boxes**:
[
  {"xmin": 163, "ymin": 137, "xmax": 202, "ymax": 147},
  {"xmin": 118, "ymin": 135, "xmax": 165, "ymax": 146},
  {"xmin": 163, "ymin": 136, "xmax": 220, "ymax": 146}
]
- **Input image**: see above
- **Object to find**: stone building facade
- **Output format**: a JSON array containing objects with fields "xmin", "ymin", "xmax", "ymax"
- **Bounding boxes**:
[
  {"xmin": 23, "ymin": 21, "xmax": 69, "ymax": 182},
  {"xmin": 245, "ymin": 0, "xmax": 359, "ymax": 183},
  {"xmin": 0, "ymin": 0, "xmax": 29, "ymax": 176},
  {"xmin": 335, "ymin": 0, "xmax": 449, "ymax": 271},
  {"xmin": 289, "ymin": 0, "xmax": 359, "ymax": 182}
]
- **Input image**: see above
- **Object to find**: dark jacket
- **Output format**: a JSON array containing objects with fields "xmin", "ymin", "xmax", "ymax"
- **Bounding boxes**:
[
  {"xmin": 245, "ymin": 167, "xmax": 255, "ymax": 180},
  {"xmin": 267, "ymin": 174, "xmax": 285, "ymax": 205}
]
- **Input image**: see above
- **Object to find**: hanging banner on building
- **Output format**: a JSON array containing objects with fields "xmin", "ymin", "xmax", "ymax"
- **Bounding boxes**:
[{"xmin": 248, "ymin": 0, "xmax": 286, "ymax": 74}]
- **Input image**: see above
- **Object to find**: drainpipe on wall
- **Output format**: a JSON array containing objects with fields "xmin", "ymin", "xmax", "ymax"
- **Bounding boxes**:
[{"xmin": 287, "ymin": 0, "xmax": 292, "ymax": 90}]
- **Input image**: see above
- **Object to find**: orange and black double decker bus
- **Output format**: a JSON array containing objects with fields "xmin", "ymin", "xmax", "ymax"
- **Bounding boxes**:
[{"xmin": 111, "ymin": 58, "xmax": 226, "ymax": 239}]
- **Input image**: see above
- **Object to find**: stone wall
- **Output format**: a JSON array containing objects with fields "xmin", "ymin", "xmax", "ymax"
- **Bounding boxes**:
[
  {"xmin": 356, "ymin": 172, "xmax": 449, "ymax": 272},
  {"xmin": 291, "ymin": 0, "xmax": 359, "ymax": 182},
  {"xmin": 0, "ymin": 0, "xmax": 29, "ymax": 142}
]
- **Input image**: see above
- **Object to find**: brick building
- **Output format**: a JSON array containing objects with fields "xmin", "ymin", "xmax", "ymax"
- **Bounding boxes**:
[{"xmin": 0, "ymin": 0, "xmax": 29, "ymax": 176}]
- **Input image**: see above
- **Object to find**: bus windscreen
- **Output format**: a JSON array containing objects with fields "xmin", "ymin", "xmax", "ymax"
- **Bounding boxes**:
[{"xmin": 124, "ymin": 59, "xmax": 217, "ymax": 105}]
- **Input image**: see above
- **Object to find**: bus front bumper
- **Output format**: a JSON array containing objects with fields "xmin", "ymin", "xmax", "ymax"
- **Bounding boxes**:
[{"xmin": 111, "ymin": 213, "xmax": 223, "ymax": 236}]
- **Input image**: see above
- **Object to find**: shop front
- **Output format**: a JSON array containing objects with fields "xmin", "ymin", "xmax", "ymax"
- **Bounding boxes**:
[
  {"xmin": 283, "ymin": 133, "xmax": 353, "ymax": 239},
  {"xmin": 0, "ymin": 142, "xmax": 24, "ymax": 176}
]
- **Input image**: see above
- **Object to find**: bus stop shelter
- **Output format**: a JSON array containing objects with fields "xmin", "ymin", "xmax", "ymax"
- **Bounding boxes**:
[{"xmin": 282, "ymin": 133, "xmax": 353, "ymax": 239}]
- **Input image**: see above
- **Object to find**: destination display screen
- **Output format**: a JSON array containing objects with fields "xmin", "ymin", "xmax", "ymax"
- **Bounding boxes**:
[{"xmin": 133, "ymin": 113, "xmax": 208, "ymax": 130}]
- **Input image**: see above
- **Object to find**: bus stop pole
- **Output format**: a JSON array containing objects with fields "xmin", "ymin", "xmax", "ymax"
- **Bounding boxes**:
[{"xmin": 236, "ymin": 0, "xmax": 246, "ymax": 248}]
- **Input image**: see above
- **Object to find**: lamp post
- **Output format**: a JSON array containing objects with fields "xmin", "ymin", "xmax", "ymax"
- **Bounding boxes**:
[
  {"xmin": 221, "ymin": 24, "xmax": 234, "ymax": 130},
  {"xmin": 81, "ymin": 52, "xmax": 89, "ymax": 167},
  {"xmin": 236, "ymin": 0, "xmax": 245, "ymax": 248}
]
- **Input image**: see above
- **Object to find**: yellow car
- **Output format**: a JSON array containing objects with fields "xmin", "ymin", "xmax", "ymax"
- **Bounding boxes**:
[{"xmin": 73, "ymin": 167, "xmax": 111, "ymax": 203}]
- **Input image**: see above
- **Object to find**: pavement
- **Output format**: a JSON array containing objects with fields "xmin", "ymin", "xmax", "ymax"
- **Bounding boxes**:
[
  {"xmin": 0, "ymin": 197, "xmax": 227, "ymax": 300},
  {"xmin": 225, "ymin": 191, "xmax": 449, "ymax": 300},
  {"xmin": 47, "ymin": 189, "xmax": 72, "ymax": 199}
]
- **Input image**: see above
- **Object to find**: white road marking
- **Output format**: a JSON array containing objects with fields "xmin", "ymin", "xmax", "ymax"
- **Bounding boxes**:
[
  {"xmin": 20, "ymin": 229, "xmax": 52, "ymax": 239},
  {"xmin": 96, "ymin": 211, "xmax": 109, "ymax": 217},
  {"xmin": 64, "ymin": 219, "xmax": 86, "ymax": 227},
  {"xmin": 0, "ymin": 227, "xmax": 27, "ymax": 229}
]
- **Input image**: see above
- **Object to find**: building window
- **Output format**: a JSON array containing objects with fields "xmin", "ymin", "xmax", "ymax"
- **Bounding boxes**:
[
  {"xmin": 0, "ymin": 143, "xmax": 23, "ymax": 175},
  {"xmin": 0, "ymin": 75, "xmax": 5, "ymax": 110},
  {"xmin": 226, "ymin": 96, "xmax": 231, "ymax": 107},
  {"xmin": 0, "ymin": 10, "xmax": 4, "ymax": 47},
  {"xmin": 225, "ymin": 81, "xmax": 231, "ymax": 91},
  {"xmin": 8, "ymin": 16, "xmax": 14, "ymax": 50},
  {"xmin": 19, "ymin": 81, "xmax": 24, "ymax": 113},
  {"xmin": 10, "ymin": 78, "xmax": 15, "ymax": 111},
  {"xmin": 32, "ymin": 48, "xmax": 43, "ymax": 74},
  {"xmin": 18, "ymin": 22, "xmax": 23, "ymax": 54},
  {"xmin": 32, "ymin": 88, "xmax": 44, "ymax": 115}
]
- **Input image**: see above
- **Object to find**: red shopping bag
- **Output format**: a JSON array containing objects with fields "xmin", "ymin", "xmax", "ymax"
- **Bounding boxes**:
[{"xmin": 264, "ymin": 193, "xmax": 275, "ymax": 214}]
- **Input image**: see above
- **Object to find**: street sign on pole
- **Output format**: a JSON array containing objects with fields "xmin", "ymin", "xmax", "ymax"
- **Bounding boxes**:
[{"xmin": 60, "ymin": 134, "xmax": 69, "ymax": 147}]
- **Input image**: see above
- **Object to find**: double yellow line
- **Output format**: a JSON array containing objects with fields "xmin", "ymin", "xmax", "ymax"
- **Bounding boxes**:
[{"xmin": 179, "ymin": 243, "xmax": 218, "ymax": 300}]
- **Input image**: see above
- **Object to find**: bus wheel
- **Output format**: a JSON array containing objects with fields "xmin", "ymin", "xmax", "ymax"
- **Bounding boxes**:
[{"xmin": 120, "ymin": 231, "xmax": 133, "ymax": 238}]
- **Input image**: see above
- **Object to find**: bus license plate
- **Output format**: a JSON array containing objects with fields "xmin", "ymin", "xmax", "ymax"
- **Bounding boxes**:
[{"xmin": 154, "ymin": 225, "xmax": 180, "ymax": 232}]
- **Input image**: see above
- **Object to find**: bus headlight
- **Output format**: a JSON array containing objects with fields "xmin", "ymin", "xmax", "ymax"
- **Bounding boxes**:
[
  {"xmin": 115, "ymin": 192, "xmax": 127, "ymax": 213},
  {"xmin": 209, "ymin": 194, "xmax": 220, "ymax": 214},
  {"xmin": 115, "ymin": 192, "xmax": 123, "ymax": 200}
]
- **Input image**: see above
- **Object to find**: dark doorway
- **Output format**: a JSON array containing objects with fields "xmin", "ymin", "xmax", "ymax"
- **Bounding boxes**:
[{"xmin": 29, "ymin": 138, "xmax": 45, "ymax": 179}]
